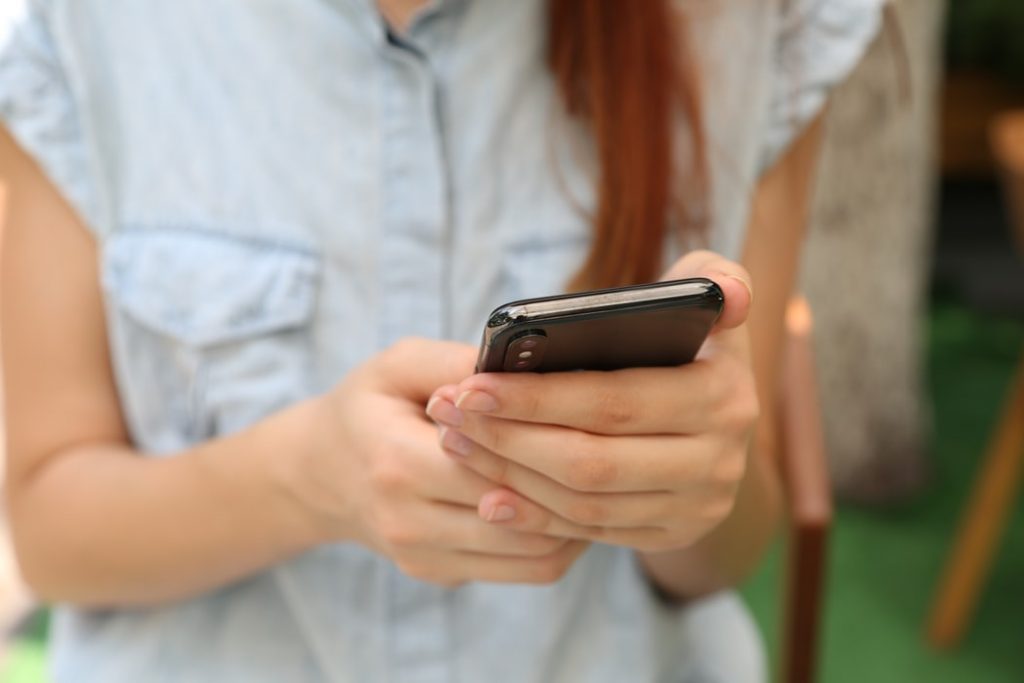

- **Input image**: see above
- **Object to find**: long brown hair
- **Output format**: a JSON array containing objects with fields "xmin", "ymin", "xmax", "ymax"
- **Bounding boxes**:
[{"xmin": 547, "ymin": 1, "xmax": 707, "ymax": 290}]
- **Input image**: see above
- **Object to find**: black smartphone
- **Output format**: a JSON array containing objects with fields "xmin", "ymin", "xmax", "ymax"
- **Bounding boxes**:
[{"xmin": 475, "ymin": 277, "xmax": 724, "ymax": 373}]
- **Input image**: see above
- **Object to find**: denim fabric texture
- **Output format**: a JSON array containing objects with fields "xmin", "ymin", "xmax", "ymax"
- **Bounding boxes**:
[{"xmin": 0, "ymin": 0, "xmax": 881, "ymax": 680}]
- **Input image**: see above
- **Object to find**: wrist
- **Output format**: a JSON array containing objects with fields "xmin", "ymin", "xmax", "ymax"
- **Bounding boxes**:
[{"xmin": 268, "ymin": 395, "xmax": 361, "ymax": 548}]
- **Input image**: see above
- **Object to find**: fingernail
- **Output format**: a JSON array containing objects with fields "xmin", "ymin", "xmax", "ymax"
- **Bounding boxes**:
[
  {"xmin": 723, "ymin": 273, "xmax": 754, "ymax": 306},
  {"xmin": 485, "ymin": 504, "xmax": 516, "ymax": 522},
  {"xmin": 426, "ymin": 397, "xmax": 463, "ymax": 427},
  {"xmin": 439, "ymin": 426, "xmax": 473, "ymax": 457},
  {"xmin": 456, "ymin": 390, "xmax": 498, "ymax": 413}
]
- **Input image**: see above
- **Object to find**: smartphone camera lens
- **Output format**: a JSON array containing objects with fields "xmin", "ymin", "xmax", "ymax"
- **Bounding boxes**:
[{"xmin": 504, "ymin": 330, "xmax": 547, "ymax": 372}]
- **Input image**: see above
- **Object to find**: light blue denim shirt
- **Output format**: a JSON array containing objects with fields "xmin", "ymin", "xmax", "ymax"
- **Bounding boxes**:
[{"xmin": 0, "ymin": 0, "xmax": 881, "ymax": 680}]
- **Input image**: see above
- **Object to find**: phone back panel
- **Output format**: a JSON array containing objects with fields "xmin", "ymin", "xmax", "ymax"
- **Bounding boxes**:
[{"xmin": 476, "ymin": 280, "xmax": 723, "ymax": 373}]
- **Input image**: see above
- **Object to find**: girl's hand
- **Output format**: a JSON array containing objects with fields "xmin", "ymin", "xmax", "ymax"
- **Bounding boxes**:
[
  {"xmin": 289, "ymin": 338, "xmax": 589, "ymax": 586},
  {"xmin": 426, "ymin": 251, "xmax": 758, "ymax": 553}
]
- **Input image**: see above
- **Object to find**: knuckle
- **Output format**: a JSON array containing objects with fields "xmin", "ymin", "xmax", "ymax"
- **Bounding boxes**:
[
  {"xmin": 725, "ymin": 377, "xmax": 760, "ymax": 432},
  {"xmin": 687, "ymin": 249, "xmax": 718, "ymax": 264},
  {"xmin": 388, "ymin": 337, "xmax": 421, "ymax": 360},
  {"xmin": 520, "ymin": 388, "xmax": 543, "ymax": 420},
  {"xmin": 369, "ymin": 457, "xmax": 409, "ymax": 495},
  {"xmin": 379, "ymin": 341, "xmax": 407, "ymax": 373},
  {"xmin": 592, "ymin": 388, "xmax": 634, "ymax": 428},
  {"xmin": 489, "ymin": 455, "xmax": 514, "ymax": 488},
  {"xmin": 378, "ymin": 517, "xmax": 419, "ymax": 549},
  {"xmin": 667, "ymin": 250, "xmax": 716, "ymax": 278},
  {"xmin": 711, "ymin": 450, "xmax": 748, "ymax": 489},
  {"xmin": 564, "ymin": 497, "xmax": 608, "ymax": 526},
  {"xmin": 564, "ymin": 440, "xmax": 619, "ymax": 491},
  {"xmin": 517, "ymin": 506, "xmax": 555, "ymax": 535},
  {"xmin": 701, "ymin": 360, "xmax": 731, "ymax": 408},
  {"xmin": 704, "ymin": 360, "xmax": 759, "ymax": 431},
  {"xmin": 645, "ymin": 496, "xmax": 678, "ymax": 527},
  {"xmin": 702, "ymin": 493, "xmax": 739, "ymax": 525},
  {"xmin": 477, "ymin": 419, "xmax": 504, "ymax": 456}
]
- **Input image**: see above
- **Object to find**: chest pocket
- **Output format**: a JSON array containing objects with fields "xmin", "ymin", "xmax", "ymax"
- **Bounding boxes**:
[{"xmin": 101, "ymin": 228, "xmax": 321, "ymax": 453}]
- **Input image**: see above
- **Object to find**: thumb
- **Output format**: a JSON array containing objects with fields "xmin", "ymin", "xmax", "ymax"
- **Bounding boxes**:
[
  {"xmin": 377, "ymin": 337, "xmax": 478, "ymax": 403},
  {"xmin": 660, "ymin": 249, "xmax": 753, "ymax": 332}
]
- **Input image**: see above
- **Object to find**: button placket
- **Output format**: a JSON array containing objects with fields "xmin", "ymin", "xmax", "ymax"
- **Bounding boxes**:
[{"xmin": 378, "ymin": 30, "xmax": 456, "ymax": 683}]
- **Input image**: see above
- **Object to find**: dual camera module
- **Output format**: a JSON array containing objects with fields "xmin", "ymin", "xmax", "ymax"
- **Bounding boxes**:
[{"xmin": 502, "ymin": 330, "xmax": 548, "ymax": 372}]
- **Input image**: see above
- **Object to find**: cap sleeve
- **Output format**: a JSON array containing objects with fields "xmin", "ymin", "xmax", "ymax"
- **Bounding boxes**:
[
  {"xmin": 760, "ymin": 0, "xmax": 885, "ymax": 170},
  {"xmin": 0, "ymin": 0, "xmax": 100, "ymax": 234}
]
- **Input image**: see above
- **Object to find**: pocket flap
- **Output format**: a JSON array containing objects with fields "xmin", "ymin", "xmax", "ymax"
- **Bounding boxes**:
[{"xmin": 102, "ymin": 229, "xmax": 320, "ymax": 347}]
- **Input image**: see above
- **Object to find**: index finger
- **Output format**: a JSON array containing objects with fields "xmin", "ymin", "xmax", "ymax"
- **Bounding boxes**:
[{"xmin": 450, "ymin": 358, "xmax": 741, "ymax": 435}]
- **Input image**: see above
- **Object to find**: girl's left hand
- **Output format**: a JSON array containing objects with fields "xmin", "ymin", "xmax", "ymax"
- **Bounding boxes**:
[{"xmin": 425, "ymin": 251, "xmax": 759, "ymax": 553}]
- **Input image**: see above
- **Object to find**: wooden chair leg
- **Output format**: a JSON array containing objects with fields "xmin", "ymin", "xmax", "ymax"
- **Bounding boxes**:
[
  {"xmin": 925, "ymin": 348, "xmax": 1024, "ymax": 648},
  {"xmin": 778, "ymin": 298, "xmax": 833, "ymax": 683}
]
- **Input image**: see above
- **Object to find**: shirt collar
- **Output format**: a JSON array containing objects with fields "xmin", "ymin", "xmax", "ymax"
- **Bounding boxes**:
[{"xmin": 343, "ymin": 0, "xmax": 467, "ymax": 35}]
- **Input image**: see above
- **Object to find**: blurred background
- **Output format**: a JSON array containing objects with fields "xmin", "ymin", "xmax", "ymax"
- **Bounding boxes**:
[{"xmin": 0, "ymin": 0, "xmax": 1023, "ymax": 681}]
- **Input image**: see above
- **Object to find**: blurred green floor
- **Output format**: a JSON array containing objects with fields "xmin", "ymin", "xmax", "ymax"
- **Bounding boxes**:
[
  {"xmin": 744, "ymin": 300, "xmax": 1024, "ymax": 682},
  {"xmin": 3, "ymin": 299, "xmax": 1022, "ymax": 682}
]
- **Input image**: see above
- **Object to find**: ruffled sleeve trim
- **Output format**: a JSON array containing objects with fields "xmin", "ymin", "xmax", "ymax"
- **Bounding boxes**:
[
  {"xmin": 759, "ymin": 0, "xmax": 886, "ymax": 170},
  {"xmin": 0, "ymin": 0, "xmax": 101, "ymax": 234}
]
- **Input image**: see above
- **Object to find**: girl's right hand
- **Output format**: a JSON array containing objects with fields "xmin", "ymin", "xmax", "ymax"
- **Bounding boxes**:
[{"xmin": 285, "ymin": 338, "xmax": 589, "ymax": 587}]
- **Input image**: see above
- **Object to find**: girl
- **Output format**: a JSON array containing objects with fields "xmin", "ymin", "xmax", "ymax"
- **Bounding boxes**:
[{"xmin": 0, "ymin": 1, "xmax": 881, "ymax": 680}]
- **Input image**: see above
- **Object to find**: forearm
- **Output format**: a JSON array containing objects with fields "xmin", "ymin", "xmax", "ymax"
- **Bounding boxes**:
[
  {"xmin": 636, "ymin": 448, "xmax": 782, "ymax": 600},
  {"xmin": 637, "ymin": 113, "xmax": 828, "ymax": 601},
  {"xmin": 8, "ymin": 398, "xmax": 326, "ymax": 608}
]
